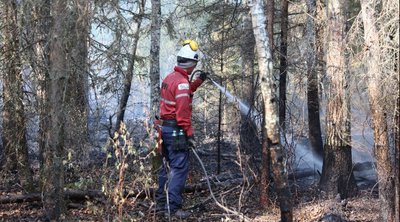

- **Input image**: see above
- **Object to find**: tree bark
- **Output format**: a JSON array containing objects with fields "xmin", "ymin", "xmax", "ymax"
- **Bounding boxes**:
[
  {"xmin": 395, "ymin": 95, "xmax": 400, "ymax": 222},
  {"xmin": 42, "ymin": 0, "xmax": 68, "ymax": 219},
  {"xmin": 19, "ymin": 0, "xmax": 51, "ymax": 182},
  {"xmin": 64, "ymin": 0, "xmax": 90, "ymax": 160},
  {"xmin": 315, "ymin": 0, "xmax": 326, "ymax": 97},
  {"xmin": 319, "ymin": 0, "xmax": 357, "ymax": 199},
  {"xmin": 360, "ymin": 0, "xmax": 395, "ymax": 220},
  {"xmin": 306, "ymin": 0, "xmax": 324, "ymax": 159},
  {"xmin": 263, "ymin": 0, "xmax": 274, "ymax": 53},
  {"xmin": 1, "ymin": 0, "xmax": 34, "ymax": 192},
  {"xmin": 115, "ymin": 0, "xmax": 145, "ymax": 132},
  {"xmin": 149, "ymin": 0, "xmax": 162, "ymax": 184},
  {"xmin": 1, "ymin": 0, "xmax": 18, "ymax": 175},
  {"xmin": 279, "ymin": 0, "xmax": 288, "ymax": 131},
  {"xmin": 149, "ymin": 0, "xmax": 161, "ymax": 119},
  {"xmin": 217, "ymin": 10, "xmax": 226, "ymax": 174},
  {"xmin": 30, "ymin": 0, "xmax": 51, "ymax": 167},
  {"xmin": 249, "ymin": 1, "xmax": 293, "ymax": 220}
]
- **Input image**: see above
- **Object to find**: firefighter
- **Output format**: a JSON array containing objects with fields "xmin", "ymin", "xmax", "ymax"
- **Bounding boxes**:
[{"xmin": 155, "ymin": 40, "xmax": 208, "ymax": 219}]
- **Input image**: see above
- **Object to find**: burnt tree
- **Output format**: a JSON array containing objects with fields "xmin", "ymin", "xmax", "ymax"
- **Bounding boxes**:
[
  {"xmin": 319, "ymin": 0, "xmax": 357, "ymax": 199},
  {"xmin": 305, "ymin": 0, "xmax": 324, "ymax": 158},
  {"xmin": 361, "ymin": 0, "xmax": 395, "ymax": 220},
  {"xmin": 279, "ymin": 0, "xmax": 288, "ymax": 131}
]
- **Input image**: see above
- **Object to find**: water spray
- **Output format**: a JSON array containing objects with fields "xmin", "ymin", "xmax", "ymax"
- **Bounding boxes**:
[
  {"xmin": 208, "ymin": 77, "xmax": 258, "ymax": 120},
  {"xmin": 196, "ymin": 72, "xmax": 260, "ymax": 123}
]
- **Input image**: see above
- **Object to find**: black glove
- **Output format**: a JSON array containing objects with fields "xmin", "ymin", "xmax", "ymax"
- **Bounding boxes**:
[
  {"xmin": 199, "ymin": 71, "xmax": 209, "ymax": 81},
  {"xmin": 187, "ymin": 136, "xmax": 196, "ymax": 149}
]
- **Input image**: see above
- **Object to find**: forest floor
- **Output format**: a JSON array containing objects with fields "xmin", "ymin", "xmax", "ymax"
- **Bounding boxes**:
[{"xmin": 0, "ymin": 139, "xmax": 380, "ymax": 222}]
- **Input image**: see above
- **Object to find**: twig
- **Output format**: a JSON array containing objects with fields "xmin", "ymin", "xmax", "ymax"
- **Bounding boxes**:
[{"xmin": 191, "ymin": 148, "xmax": 250, "ymax": 221}]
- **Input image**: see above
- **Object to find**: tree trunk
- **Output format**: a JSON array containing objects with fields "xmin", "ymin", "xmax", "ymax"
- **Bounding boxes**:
[
  {"xmin": 260, "ymin": 129, "xmax": 270, "ymax": 208},
  {"xmin": 279, "ymin": 0, "xmax": 288, "ymax": 131},
  {"xmin": 64, "ymin": 0, "xmax": 90, "ymax": 160},
  {"xmin": 33, "ymin": 0, "xmax": 51, "ymax": 166},
  {"xmin": 306, "ymin": 0, "xmax": 323, "ymax": 159},
  {"xmin": 1, "ymin": 0, "xmax": 17, "ymax": 176},
  {"xmin": 19, "ymin": 0, "xmax": 51, "ymax": 175},
  {"xmin": 42, "ymin": 0, "xmax": 68, "ymax": 219},
  {"xmin": 217, "ymin": 11, "xmax": 226, "ymax": 174},
  {"xmin": 1, "ymin": 0, "xmax": 33, "ymax": 192},
  {"xmin": 360, "ymin": 0, "xmax": 395, "ymax": 220},
  {"xmin": 315, "ymin": 0, "xmax": 326, "ymax": 102},
  {"xmin": 115, "ymin": 0, "xmax": 145, "ymax": 131},
  {"xmin": 249, "ymin": 1, "xmax": 293, "ymax": 220},
  {"xmin": 240, "ymin": 11, "xmax": 266, "ymax": 207},
  {"xmin": 395, "ymin": 95, "xmax": 400, "ymax": 222},
  {"xmin": 319, "ymin": 0, "xmax": 357, "ymax": 199},
  {"xmin": 149, "ymin": 0, "xmax": 162, "ymax": 182},
  {"xmin": 263, "ymin": 0, "xmax": 274, "ymax": 53},
  {"xmin": 149, "ymin": 0, "xmax": 161, "ymax": 119}
]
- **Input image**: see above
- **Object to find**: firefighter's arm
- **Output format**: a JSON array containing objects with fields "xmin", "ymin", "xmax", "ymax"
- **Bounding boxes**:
[
  {"xmin": 190, "ymin": 71, "xmax": 208, "ymax": 92},
  {"xmin": 190, "ymin": 78, "xmax": 204, "ymax": 93},
  {"xmin": 175, "ymin": 82, "xmax": 194, "ymax": 136}
]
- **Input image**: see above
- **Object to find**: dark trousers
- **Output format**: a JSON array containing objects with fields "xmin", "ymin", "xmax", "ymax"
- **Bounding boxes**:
[{"xmin": 155, "ymin": 125, "xmax": 189, "ymax": 212}]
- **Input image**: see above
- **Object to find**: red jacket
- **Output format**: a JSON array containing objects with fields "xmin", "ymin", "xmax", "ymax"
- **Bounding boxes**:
[{"xmin": 160, "ymin": 66, "xmax": 204, "ymax": 137}]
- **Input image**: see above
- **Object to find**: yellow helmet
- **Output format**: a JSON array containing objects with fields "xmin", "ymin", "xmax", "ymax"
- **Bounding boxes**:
[{"xmin": 183, "ymin": 39, "xmax": 199, "ymax": 51}]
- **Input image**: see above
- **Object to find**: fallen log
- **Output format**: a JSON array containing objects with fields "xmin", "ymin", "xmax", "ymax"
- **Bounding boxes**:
[
  {"xmin": 0, "ymin": 173, "xmax": 246, "ymax": 204},
  {"xmin": 0, "ymin": 190, "xmax": 105, "ymax": 204},
  {"xmin": 0, "ymin": 193, "xmax": 41, "ymax": 204},
  {"xmin": 1, "ymin": 168, "xmax": 327, "ymax": 205}
]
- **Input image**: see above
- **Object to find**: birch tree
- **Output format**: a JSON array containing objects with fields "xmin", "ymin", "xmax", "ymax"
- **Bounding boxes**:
[
  {"xmin": 249, "ymin": 0, "xmax": 292, "ymax": 220},
  {"xmin": 361, "ymin": 0, "xmax": 395, "ymax": 220},
  {"xmin": 319, "ymin": 0, "xmax": 357, "ymax": 198},
  {"xmin": 239, "ymin": 11, "xmax": 266, "ymax": 207}
]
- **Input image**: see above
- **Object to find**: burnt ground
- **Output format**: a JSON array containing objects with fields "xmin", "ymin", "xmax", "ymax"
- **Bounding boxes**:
[{"xmin": 0, "ymin": 138, "xmax": 380, "ymax": 222}]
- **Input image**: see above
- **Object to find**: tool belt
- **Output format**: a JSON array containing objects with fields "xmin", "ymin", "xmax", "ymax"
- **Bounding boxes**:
[
  {"xmin": 154, "ymin": 119, "xmax": 185, "ymax": 153},
  {"xmin": 162, "ymin": 119, "xmax": 177, "ymax": 127},
  {"xmin": 161, "ymin": 119, "xmax": 188, "ymax": 151}
]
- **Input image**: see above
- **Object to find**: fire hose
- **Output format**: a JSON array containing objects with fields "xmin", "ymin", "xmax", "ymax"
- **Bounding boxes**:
[{"xmin": 190, "ymin": 146, "xmax": 248, "ymax": 221}]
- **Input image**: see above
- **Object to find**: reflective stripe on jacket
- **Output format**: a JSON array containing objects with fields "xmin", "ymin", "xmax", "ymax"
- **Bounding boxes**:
[{"xmin": 160, "ymin": 66, "xmax": 203, "ymax": 137}]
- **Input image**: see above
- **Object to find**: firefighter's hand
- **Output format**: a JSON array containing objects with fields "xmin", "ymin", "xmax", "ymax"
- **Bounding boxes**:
[
  {"xmin": 153, "ymin": 119, "xmax": 162, "ymax": 130},
  {"xmin": 187, "ymin": 136, "xmax": 196, "ymax": 149},
  {"xmin": 199, "ymin": 71, "xmax": 209, "ymax": 81}
]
